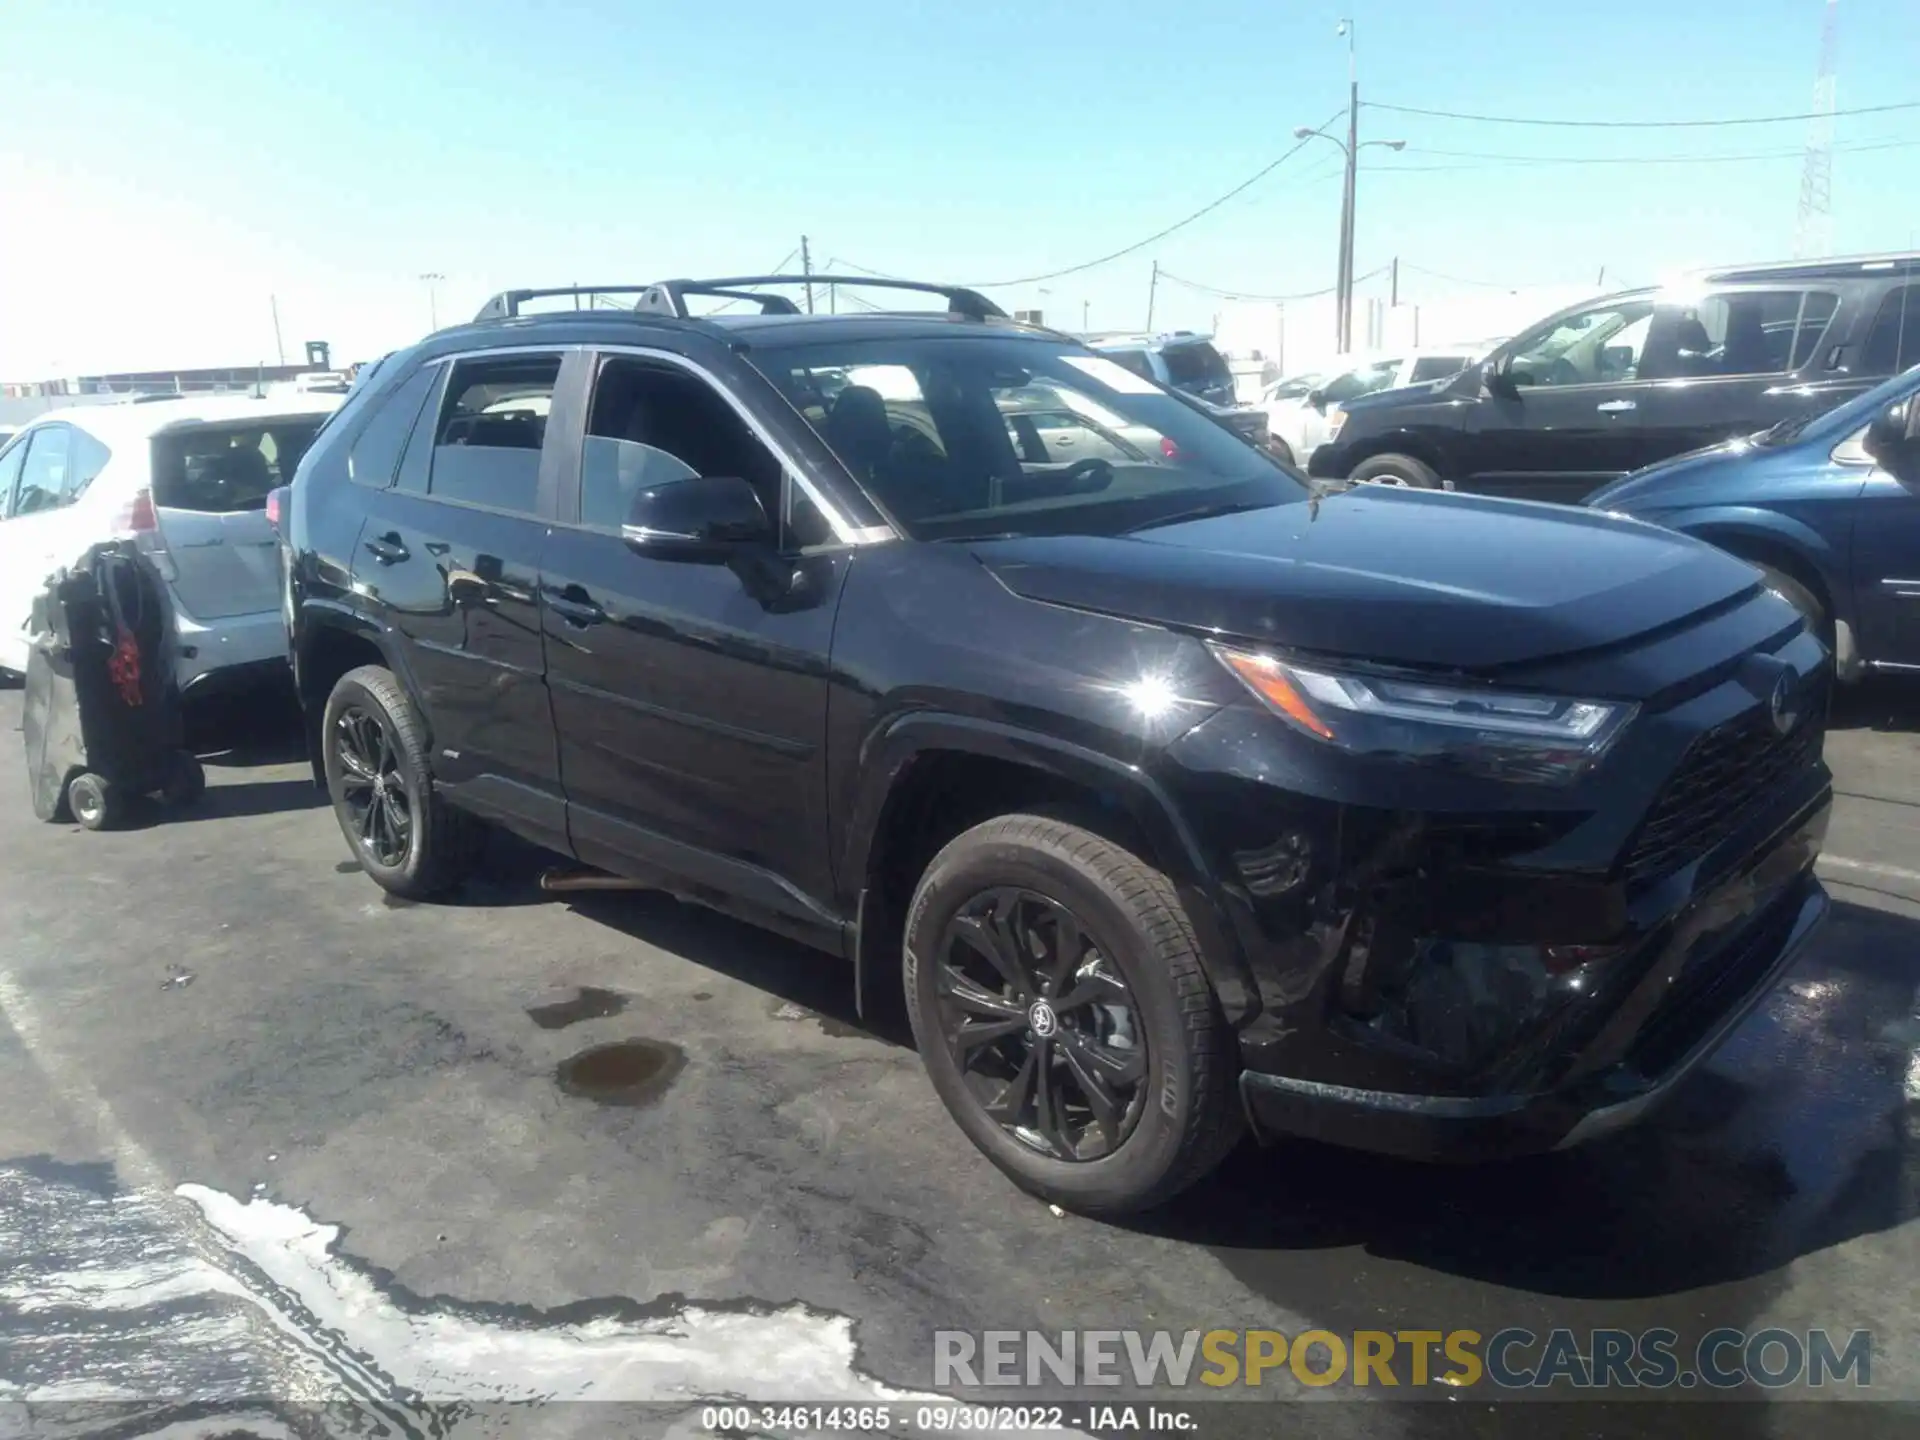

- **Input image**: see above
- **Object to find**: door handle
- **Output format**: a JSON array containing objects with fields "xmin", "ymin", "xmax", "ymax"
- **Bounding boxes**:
[
  {"xmin": 1595, "ymin": 400, "xmax": 1638, "ymax": 414},
  {"xmin": 545, "ymin": 590, "xmax": 606, "ymax": 627},
  {"xmin": 364, "ymin": 532, "xmax": 410, "ymax": 564}
]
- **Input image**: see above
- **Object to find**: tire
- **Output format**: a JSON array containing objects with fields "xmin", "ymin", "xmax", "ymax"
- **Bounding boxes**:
[
  {"xmin": 903, "ymin": 814, "xmax": 1242, "ymax": 1216},
  {"xmin": 68, "ymin": 773, "xmax": 117, "ymax": 832},
  {"xmin": 1350, "ymin": 452, "xmax": 1443, "ymax": 489},
  {"xmin": 163, "ymin": 753, "xmax": 206, "ymax": 806},
  {"xmin": 322, "ymin": 664, "xmax": 485, "ymax": 900}
]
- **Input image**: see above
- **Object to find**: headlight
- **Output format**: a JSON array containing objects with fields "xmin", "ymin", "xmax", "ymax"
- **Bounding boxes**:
[
  {"xmin": 1324, "ymin": 406, "xmax": 1348, "ymax": 440},
  {"xmin": 1210, "ymin": 644, "xmax": 1635, "ymax": 785}
]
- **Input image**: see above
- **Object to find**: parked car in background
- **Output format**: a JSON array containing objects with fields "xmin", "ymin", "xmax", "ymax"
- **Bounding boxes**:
[
  {"xmin": 1311, "ymin": 252, "xmax": 1920, "ymax": 497},
  {"xmin": 0, "ymin": 393, "xmax": 343, "ymax": 693},
  {"xmin": 1263, "ymin": 349, "xmax": 1478, "ymax": 467},
  {"xmin": 288, "ymin": 271, "xmax": 1831, "ymax": 1215},
  {"xmin": 1083, "ymin": 330, "xmax": 1269, "ymax": 446},
  {"xmin": 1588, "ymin": 363, "xmax": 1920, "ymax": 683}
]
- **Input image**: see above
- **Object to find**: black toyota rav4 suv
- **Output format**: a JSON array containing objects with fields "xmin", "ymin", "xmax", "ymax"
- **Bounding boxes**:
[{"xmin": 286, "ymin": 274, "xmax": 1832, "ymax": 1215}]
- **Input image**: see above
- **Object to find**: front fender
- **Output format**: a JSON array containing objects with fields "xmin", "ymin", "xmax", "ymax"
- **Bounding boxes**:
[
  {"xmin": 841, "ymin": 711, "xmax": 1262, "ymax": 1026},
  {"xmin": 1664, "ymin": 504, "xmax": 1852, "ymax": 628}
]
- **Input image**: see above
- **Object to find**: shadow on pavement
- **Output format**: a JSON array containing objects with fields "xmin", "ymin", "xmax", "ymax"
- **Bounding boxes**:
[{"xmin": 185, "ymin": 683, "xmax": 307, "ymax": 768}]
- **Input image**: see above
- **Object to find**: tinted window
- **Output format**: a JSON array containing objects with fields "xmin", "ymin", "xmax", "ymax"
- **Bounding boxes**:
[
  {"xmin": 426, "ymin": 356, "xmax": 560, "ymax": 514},
  {"xmin": 1862, "ymin": 286, "xmax": 1920, "ymax": 374},
  {"xmin": 1409, "ymin": 355, "xmax": 1470, "ymax": 383},
  {"xmin": 349, "ymin": 364, "xmax": 440, "ymax": 488},
  {"xmin": 153, "ymin": 419, "xmax": 324, "ymax": 512},
  {"xmin": 1790, "ymin": 293, "xmax": 1840, "ymax": 369},
  {"xmin": 755, "ymin": 336, "xmax": 1303, "ymax": 540},
  {"xmin": 0, "ymin": 433, "xmax": 29, "ymax": 519},
  {"xmin": 582, "ymin": 357, "xmax": 809, "ymax": 540},
  {"xmin": 1645, "ymin": 290, "xmax": 1835, "ymax": 379},
  {"xmin": 1161, "ymin": 342, "xmax": 1231, "ymax": 388},
  {"xmin": 1509, "ymin": 300, "xmax": 1655, "ymax": 387},
  {"xmin": 14, "ymin": 426, "xmax": 72, "ymax": 515}
]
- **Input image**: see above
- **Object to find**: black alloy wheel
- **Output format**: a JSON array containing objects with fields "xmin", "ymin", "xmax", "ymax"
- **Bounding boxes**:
[
  {"xmin": 934, "ymin": 886, "xmax": 1149, "ymax": 1162},
  {"xmin": 333, "ymin": 704, "xmax": 413, "ymax": 868}
]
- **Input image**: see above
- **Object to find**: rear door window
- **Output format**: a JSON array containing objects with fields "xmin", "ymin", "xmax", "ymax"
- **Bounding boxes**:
[
  {"xmin": 426, "ymin": 355, "xmax": 561, "ymax": 514},
  {"xmin": 152, "ymin": 419, "xmax": 327, "ymax": 512},
  {"xmin": 1645, "ymin": 290, "xmax": 1836, "ymax": 379}
]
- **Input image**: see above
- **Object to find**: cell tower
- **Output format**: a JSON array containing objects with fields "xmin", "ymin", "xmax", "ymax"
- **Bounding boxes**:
[{"xmin": 1794, "ymin": 0, "xmax": 1839, "ymax": 258}]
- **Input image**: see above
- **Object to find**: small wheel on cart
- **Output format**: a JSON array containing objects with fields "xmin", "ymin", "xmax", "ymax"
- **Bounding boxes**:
[
  {"xmin": 163, "ymin": 752, "xmax": 207, "ymax": 807},
  {"xmin": 67, "ymin": 773, "xmax": 118, "ymax": 832}
]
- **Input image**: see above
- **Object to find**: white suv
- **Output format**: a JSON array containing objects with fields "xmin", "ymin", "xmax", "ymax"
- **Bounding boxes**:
[
  {"xmin": 1262, "ymin": 349, "xmax": 1480, "ymax": 467},
  {"xmin": 0, "ymin": 394, "xmax": 343, "ymax": 693}
]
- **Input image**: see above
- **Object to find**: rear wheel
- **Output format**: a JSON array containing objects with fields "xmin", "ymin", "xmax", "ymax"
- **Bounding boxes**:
[
  {"xmin": 903, "ymin": 815, "xmax": 1242, "ymax": 1216},
  {"xmin": 1350, "ymin": 452, "xmax": 1443, "ymax": 489},
  {"xmin": 322, "ymin": 664, "xmax": 484, "ymax": 900}
]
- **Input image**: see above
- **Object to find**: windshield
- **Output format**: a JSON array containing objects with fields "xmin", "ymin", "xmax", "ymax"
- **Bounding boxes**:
[
  {"xmin": 753, "ymin": 336, "xmax": 1306, "ymax": 540},
  {"xmin": 1755, "ymin": 361, "xmax": 1920, "ymax": 447}
]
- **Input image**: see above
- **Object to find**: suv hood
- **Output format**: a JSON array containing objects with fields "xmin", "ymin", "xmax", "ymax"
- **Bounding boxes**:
[{"xmin": 971, "ymin": 488, "xmax": 1760, "ymax": 673}]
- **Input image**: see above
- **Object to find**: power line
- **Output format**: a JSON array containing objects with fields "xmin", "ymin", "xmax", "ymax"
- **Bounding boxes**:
[
  {"xmin": 952, "ymin": 109, "xmax": 1346, "ymax": 287},
  {"xmin": 705, "ymin": 249, "xmax": 801, "ymax": 313},
  {"xmin": 1363, "ymin": 97, "xmax": 1920, "ymax": 129},
  {"xmin": 1157, "ymin": 264, "xmax": 1388, "ymax": 303},
  {"xmin": 1399, "ymin": 262, "xmax": 1528, "ymax": 290},
  {"xmin": 1368, "ymin": 135, "xmax": 1920, "ymax": 173}
]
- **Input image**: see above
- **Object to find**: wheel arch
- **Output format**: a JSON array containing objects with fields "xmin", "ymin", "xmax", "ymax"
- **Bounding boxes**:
[
  {"xmin": 1673, "ymin": 507, "xmax": 1850, "ymax": 623},
  {"xmin": 842, "ymin": 713, "xmax": 1258, "ymax": 1027},
  {"xmin": 1341, "ymin": 428, "xmax": 1453, "ymax": 482},
  {"xmin": 293, "ymin": 604, "xmax": 413, "ymax": 785}
]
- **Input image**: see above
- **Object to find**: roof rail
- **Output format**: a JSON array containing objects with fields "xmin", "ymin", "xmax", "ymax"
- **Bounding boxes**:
[
  {"xmin": 473, "ymin": 286, "xmax": 664, "ymax": 322},
  {"xmin": 635, "ymin": 275, "xmax": 1007, "ymax": 321}
]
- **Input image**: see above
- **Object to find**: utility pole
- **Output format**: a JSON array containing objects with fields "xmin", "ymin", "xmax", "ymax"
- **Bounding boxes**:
[
  {"xmin": 269, "ymin": 294, "xmax": 285, "ymax": 366},
  {"xmin": 800, "ymin": 236, "xmax": 815, "ymax": 313},
  {"xmin": 1794, "ymin": 0, "xmax": 1839, "ymax": 258},
  {"xmin": 1336, "ymin": 18, "xmax": 1358, "ymax": 354},
  {"xmin": 1082, "ymin": 298, "xmax": 1090, "ymax": 331},
  {"xmin": 1146, "ymin": 260, "xmax": 1160, "ymax": 331},
  {"xmin": 419, "ymin": 272, "xmax": 444, "ymax": 331},
  {"xmin": 1390, "ymin": 256, "xmax": 1399, "ymax": 308}
]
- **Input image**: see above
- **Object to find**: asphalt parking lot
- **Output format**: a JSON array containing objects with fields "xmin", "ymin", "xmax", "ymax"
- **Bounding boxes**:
[{"xmin": 1, "ymin": 678, "xmax": 1918, "ymax": 1438}]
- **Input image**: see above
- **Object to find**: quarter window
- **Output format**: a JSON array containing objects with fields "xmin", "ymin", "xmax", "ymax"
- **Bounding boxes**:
[
  {"xmin": 1862, "ymin": 286, "xmax": 1920, "ymax": 374},
  {"xmin": 426, "ymin": 356, "xmax": 560, "ymax": 514},
  {"xmin": 350, "ymin": 364, "xmax": 441, "ymax": 489},
  {"xmin": 68, "ymin": 428, "xmax": 113, "ymax": 500}
]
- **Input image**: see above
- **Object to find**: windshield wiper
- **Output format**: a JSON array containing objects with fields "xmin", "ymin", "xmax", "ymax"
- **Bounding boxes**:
[{"xmin": 1122, "ymin": 498, "xmax": 1279, "ymax": 534}]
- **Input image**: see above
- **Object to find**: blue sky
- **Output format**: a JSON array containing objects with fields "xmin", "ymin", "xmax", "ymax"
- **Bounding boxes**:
[{"xmin": 3, "ymin": 0, "xmax": 1917, "ymax": 374}]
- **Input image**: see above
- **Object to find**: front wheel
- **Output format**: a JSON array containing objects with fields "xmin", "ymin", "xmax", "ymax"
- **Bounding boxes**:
[
  {"xmin": 322, "ymin": 664, "xmax": 485, "ymax": 900},
  {"xmin": 903, "ymin": 815, "xmax": 1242, "ymax": 1216},
  {"xmin": 1350, "ymin": 452, "xmax": 1443, "ymax": 489}
]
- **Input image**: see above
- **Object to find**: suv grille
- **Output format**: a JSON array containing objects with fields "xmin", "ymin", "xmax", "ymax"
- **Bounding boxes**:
[{"xmin": 1621, "ymin": 686, "xmax": 1827, "ymax": 886}]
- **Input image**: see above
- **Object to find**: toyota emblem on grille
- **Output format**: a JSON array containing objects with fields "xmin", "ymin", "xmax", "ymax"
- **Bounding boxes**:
[{"xmin": 1769, "ymin": 671, "xmax": 1799, "ymax": 735}]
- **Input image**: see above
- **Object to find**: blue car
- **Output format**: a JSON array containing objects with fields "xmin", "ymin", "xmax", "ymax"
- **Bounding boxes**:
[{"xmin": 1588, "ymin": 364, "xmax": 1920, "ymax": 682}]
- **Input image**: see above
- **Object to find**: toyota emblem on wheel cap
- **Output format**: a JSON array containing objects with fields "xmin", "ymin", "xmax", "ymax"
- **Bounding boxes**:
[
  {"xmin": 1027, "ymin": 1000, "xmax": 1058, "ymax": 1038},
  {"xmin": 1769, "ymin": 671, "xmax": 1798, "ymax": 735}
]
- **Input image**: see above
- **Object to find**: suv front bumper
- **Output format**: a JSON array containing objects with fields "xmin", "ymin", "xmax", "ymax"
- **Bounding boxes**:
[{"xmin": 1236, "ymin": 797, "xmax": 1830, "ymax": 1160}]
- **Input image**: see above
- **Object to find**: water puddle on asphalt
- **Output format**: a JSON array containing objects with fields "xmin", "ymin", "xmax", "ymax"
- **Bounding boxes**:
[
  {"xmin": 554, "ymin": 1038, "xmax": 685, "ymax": 1107},
  {"xmin": 525, "ymin": 986, "xmax": 630, "ymax": 1030}
]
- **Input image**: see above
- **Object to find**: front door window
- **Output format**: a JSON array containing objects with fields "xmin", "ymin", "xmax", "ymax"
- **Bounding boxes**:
[{"xmin": 1507, "ymin": 301, "xmax": 1655, "ymax": 388}]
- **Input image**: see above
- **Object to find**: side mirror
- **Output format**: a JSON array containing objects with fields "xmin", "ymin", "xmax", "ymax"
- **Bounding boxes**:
[
  {"xmin": 1482, "ymin": 357, "xmax": 1519, "ymax": 398},
  {"xmin": 1864, "ymin": 398, "xmax": 1920, "ymax": 480},
  {"xmin": 623, "ymin": 475, "xmax": 772, "ymax": 560}
]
